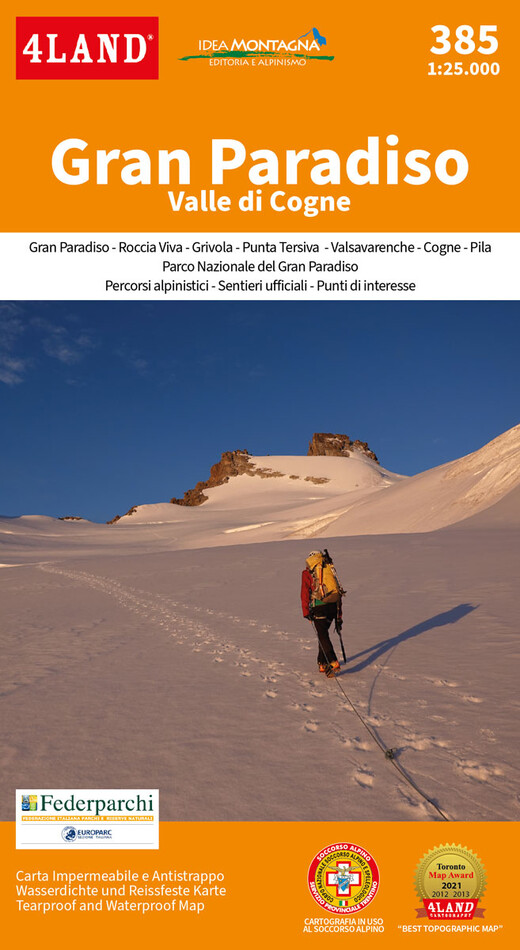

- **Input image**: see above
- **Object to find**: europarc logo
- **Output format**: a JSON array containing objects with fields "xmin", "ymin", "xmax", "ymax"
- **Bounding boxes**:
[
  {"xmin": 16, "ymin": 17, "xmax": 159, "ymax": 79},
  {"xmin": 180, "ymin": 26, "xmax": 333, "ymax": 67},
  {"xmin": 16, "ymin": 789, "xmax": 159, "ymax": 849}
]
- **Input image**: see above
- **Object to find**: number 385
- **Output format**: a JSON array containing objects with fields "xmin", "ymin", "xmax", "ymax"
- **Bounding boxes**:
[{"xmin": 431, "ymin": 25, "xmax": 498, "ymax": 55}]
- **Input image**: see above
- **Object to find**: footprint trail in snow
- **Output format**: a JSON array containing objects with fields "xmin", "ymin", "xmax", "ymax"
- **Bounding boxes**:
[{"xmin": 37, "ymin": 563, "xmax": 519, "ymax": 821}]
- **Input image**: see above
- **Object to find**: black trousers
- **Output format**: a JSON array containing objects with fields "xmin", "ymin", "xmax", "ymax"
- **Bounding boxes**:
[{"xmin": 313, "ymin": 605, "xmax": 339, "ymax": 665}]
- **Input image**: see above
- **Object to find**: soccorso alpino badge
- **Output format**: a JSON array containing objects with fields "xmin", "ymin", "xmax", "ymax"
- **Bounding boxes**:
[{"xmin": 308, "ymin": 842, "xmax": 380, "ymax": 914}]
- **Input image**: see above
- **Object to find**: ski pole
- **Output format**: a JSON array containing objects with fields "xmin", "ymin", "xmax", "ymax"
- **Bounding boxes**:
[{"xmin": 336, "ymin": 623, "xmax": 347, "ymax": 663}]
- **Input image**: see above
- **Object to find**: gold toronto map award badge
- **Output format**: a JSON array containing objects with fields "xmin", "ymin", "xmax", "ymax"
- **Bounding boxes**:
[
  {"xmin": 415, "ymin": 844, "xmax": 486, "ymax": 920},
  {"xmin": 308, "ymin": 842, "xmax": 380, "ymax": 914}
]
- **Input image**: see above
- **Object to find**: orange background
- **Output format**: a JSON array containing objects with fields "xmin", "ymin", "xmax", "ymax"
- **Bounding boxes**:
[
  {"xmin": 0, "ymin": 1, "xmax": 518, "ymax": 231},
  {"xmin": 1, "ymin": 3, "xmax": 518, "ymax": 943},
  {"xmin": 1, "ymin": 821, "xmax": 516, "ymax": 947}
]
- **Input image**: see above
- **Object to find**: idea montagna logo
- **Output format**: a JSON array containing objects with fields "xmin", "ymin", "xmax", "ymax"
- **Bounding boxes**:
[
  {"xmin": 180, "ymin": 25, "xmax": 333, "ymax": 64},
  {"xmin": 16, "ymin": 17, "xmax": 159, "ymax": 79}
]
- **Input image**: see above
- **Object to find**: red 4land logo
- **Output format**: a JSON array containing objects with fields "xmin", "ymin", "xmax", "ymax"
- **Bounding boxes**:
[{"xmin": 16, "ymin": 17, "xmax": 159, "ymax": 79}]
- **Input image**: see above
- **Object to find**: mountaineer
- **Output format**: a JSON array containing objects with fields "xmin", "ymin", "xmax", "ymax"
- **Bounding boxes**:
[{"xmin": 301, "ymin": 549, "xmax": 345, "ymax": 677}]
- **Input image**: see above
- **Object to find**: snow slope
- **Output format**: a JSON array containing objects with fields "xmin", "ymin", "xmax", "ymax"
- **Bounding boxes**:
[
  {"xmin": 1, "ymin": 426, "xmax": 518, "ymax": 822},
  {"xmin": 1, "ymin": 425, "xmax": 519, "ymax": 553},
  {"xmin": 0, "ymin": 521, "xmax": 518, "ymax": 822},
  {"xmin": 113, "ymin": 425, "xmax": 520, "ymax": 542},
  {"xmin": 328, "ymin": 423, "xmax": 520, "ymax": 536},
  {"xmin": 112, "ymin": 453, "xmax": 401, "ymax": 538}
]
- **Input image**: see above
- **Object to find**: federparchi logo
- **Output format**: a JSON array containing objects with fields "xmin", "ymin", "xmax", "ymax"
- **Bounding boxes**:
[
  {"xmin": 30, "ymin": 792, "xmax": 155, "ymax": 815},
  {"xmin": 16, "ymin": 789, "xmax": 159, "ymax": 849},
  {"xmin": 308, "ymin": 842, "xmax": 380, "ymax": 915},
  {"xmin": 180, "ymin": 27, "xmax": 333, "ymax": 66}
]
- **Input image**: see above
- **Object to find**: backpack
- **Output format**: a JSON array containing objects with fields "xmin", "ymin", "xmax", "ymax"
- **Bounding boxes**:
[{"xmin": 305, "ymin": 549, "xmax": 345, "ymax": 606}]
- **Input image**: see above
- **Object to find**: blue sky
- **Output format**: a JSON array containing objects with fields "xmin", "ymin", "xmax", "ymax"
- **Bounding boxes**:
[{"xmin": 1, "ymin": 300, "xmax": 519, "ymax": 522}]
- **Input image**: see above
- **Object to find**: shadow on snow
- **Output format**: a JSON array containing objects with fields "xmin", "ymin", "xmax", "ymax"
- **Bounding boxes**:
[{"xmin": 344, "ymin": 603, "xmax": 479, "ymax": 674}]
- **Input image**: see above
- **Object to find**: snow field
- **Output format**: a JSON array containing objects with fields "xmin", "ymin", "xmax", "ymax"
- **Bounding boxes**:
[
  {"xmin": 1, "ymin": 426, "xmax": 518, "ymax": 821},
  {"xmin": 1, "ymin": 524, "xmax": 518, "ymax": 822}
]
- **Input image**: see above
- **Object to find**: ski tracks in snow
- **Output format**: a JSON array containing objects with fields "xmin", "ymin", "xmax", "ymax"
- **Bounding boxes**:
[{"xmin": 37, "ymin": 563, "xmax": 518, "ymax": 821}]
